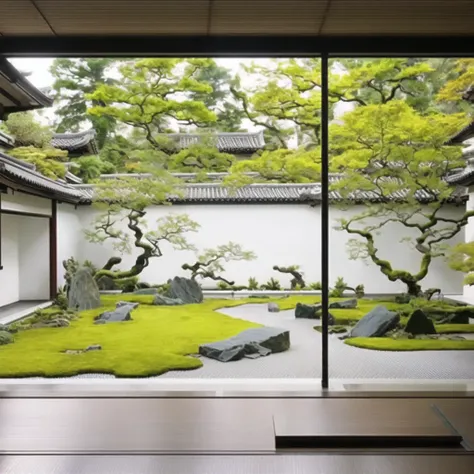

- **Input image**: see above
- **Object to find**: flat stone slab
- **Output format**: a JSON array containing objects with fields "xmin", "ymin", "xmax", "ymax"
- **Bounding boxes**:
[
  {"xmin": 153, "ymin": 294, "xmax": 184, "ymax": 306},
  {"xmin": 199, "ymin": 327, "xmax": 290, "ymax": 362},
  {"xmin": 95, "ymin": 302, "xmax": 136, "ymax": 325},
  {"xmin": 330, "ymin": 299, "xmax": 357, "ymax": 309}
]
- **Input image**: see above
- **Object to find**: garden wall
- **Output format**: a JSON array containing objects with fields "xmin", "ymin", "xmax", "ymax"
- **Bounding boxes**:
[
  {"xmin": 76, "ymin": 203, "xmax": 466, "ymax": 295},
  {"xmin": 57, "ymin": 203, "xmax": 84, "ymax": 288},
  {"xmin": 462, "ymin": 188, "xmax": 474, "ymax": 299}
]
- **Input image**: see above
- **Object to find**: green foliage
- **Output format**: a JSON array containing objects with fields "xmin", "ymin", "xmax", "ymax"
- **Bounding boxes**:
[
  {"xmin": 330, "ymin": 277, "xmax": 347, "ymax": 298},
  {"xmin": 9, "ymin": 146, "xmax": 68, "ymax": 180},
  {"xmin": 0, "ymin": 331, "xmax": 13, "ymax": 345},
  {"xmin": 331, "ymin": 101, "xmax": 470, "ymax": 295},
  {"xmin": 88, "ymin": 59, "xmax": 217, "ymax": 148},
  {"xmin": 226, "ymin": 145, "xmax": 320, "ymax": 185},
  {"xmin": 50, "ymin": 58, "xmax": 119, "ymax": 148},
  {"xmin": 437, "ymin": 59, "xmax": 474, "ymax": 105},
  {"xmin": 72, "ymin": 155, "xmax": 116, "ymax": 182},
  {"xmin": 88, "ymin": 212, "xmax": 199, "ymax": 281},
  {"xmin": 309, "ymin": 282, "xmax": 322, "ymax": 290},
  {"xmin": 217, "ymin": 281, "xmax": 231, "ymax": 290},
  {"xmin": 54, "ymin": 288, "xmax": 69, "ymax": 311},
  {"xmin": 247, "ymin": 277, "xmax": 259, "ymax": 290},
  {"xmin": 182, "ymin": 242, "xmax": 256, "ymax": 286},
  {"xmin": 4, "ymin": 112, "xmax": 52, "ymax": 147},
  {"xmin": 261, "ymin": 278, "xmax": 282, "ymax": 291},
  {"xmin": 449, "ymin": 242, "xmax": 474, "ymax": 286},
  {"xmin": 168, "ymin": 141, "xmax": 236, "ymax": 172},
  {"xmin": 188, "ymin": 61, "xmax": 245, "ymax": 132}
]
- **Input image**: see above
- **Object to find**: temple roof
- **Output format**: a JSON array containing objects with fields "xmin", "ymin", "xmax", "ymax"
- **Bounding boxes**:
[
  {"xmin": 51, "ymin": 129, "xmax": 98, "ymax": 156},
  {"xmin": 0, "ymin": 152, "xmax": 84, "ymax": 203},
  {"xmin": 0, "ymin": 59, "xmax": 53, "ymax": 117},
  {"xmin": 166, "ymin": 131, "xmax": 265, "ymax": 154},
  {"xmin": 74, "ymin": 172, "xmax": 467, "ymax": 205}
]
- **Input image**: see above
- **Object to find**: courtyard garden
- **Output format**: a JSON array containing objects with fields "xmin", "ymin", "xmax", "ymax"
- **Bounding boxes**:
[{"xmin": 1, "ymin": 285, "xmax": 474, "ymax": 379}]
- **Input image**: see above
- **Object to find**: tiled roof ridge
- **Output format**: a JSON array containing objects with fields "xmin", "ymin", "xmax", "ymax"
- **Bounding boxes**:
[{"xmin": 52, "ymin": 129, "xmax": 96, "ymax": 139}]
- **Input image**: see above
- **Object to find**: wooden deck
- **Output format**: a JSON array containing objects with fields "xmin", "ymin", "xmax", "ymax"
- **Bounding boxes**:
[{"xmin": 0, "ymin": 397, "xmax": 472, "ymax": 454}]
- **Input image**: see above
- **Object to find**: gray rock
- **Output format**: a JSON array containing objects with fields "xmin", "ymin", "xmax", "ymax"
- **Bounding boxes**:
[
  {"xmin": 295, "ymin": 303, "xmax": 322, "ymax": 319},
  {"xmin": 268, "ymin": 302, "xmax": 280, "ymax": 313},
  {"xmin": 96, "ymin": 275, "xmax": 118, "ymax": 291},
  {"xmin": 95, "ymin": 303, "xmax": 134, "ymax": 324},
  {"xmin": 68, "ymin": 268, "xmax": 101, "ymax": 311},
  {"xmin": 329, "ymin": 299, "xmax": 357, "ymax": 309},
  {"xmin": 153, "ymin": 294, "xmax": 184, "ymax": 306},
  {"xmin": 85, "ymin": 344, "xmax": 102, "ymax": 351},
  {"xmin": 199, "ymin": 327, "xmax": 290, "ymax": 362},
  {"xmin": 350, "ymin": 305, "xmax": 400, "ymax": 337},
  {"xmin": 133, "ymin": 288, "xmax": 159, "ymax": 295},
  {"xmin": 166, "ymin": 277, "xmax": 203, "ymax": 304},
  {"xmin": 405, "ymin": 309, "xmax": 437, "ymax": 335},
  {"xmin": 116, "ymin": 301, "xmax": 139, "ymax": 309}
]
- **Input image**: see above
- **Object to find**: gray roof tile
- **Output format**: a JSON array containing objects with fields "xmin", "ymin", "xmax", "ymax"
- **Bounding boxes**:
[
  {"xmin": 73, "ymin": 173, "xmax": 467, "ymax": 205},
  {"xmin": 51, "ymin": 129, "xmax": 98, "ymax": 154},
  {"xmin": 0, "ymin": 152, "xmax": 84, "ymax": 203},
  {"xmin": 166, "ymin": 131, "xmax": 265, "ymax": 153}
]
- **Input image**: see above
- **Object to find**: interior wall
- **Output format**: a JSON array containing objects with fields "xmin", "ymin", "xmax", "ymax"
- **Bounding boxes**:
[
  {"xmin": 57, "ymin": 203, "xmax": 84, "ymax": 288},
  {"xmin": 78, "ymin": 203, "xmax": 465, "ymax": 294},
  {"xmin": 17, "ymin": 216, "xmax": 50, "ymax": 300},
  {"xmin": 0, "ymin": 214, "xmax": 19, "ymax": 306}
]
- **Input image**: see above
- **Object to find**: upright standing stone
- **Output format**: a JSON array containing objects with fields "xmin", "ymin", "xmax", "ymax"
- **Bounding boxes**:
[
  {"xmin": 68, "ymin": 268, "xmax": 101, "ymax": 311},
  {"xmin": 166, "ymin": 277, "xmax": 203, "ymax": 304},
  {"xmin": 405, "ymin": 309, "xmax": 437, "ymax": 335}
]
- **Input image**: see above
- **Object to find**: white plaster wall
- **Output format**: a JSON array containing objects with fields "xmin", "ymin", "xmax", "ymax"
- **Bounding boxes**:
[
  {"xmin": 57, "ymin": 203, "xmax": 83, "ymax": 288},
  {"xmin": 2, "ymin": 190, "xmax": 52, "ymax": 216},
  {"xmin": 78, "ymin": 203, "xmax": 465, "ymax": 295},
  {"xmin": 0, "ymin": 214, "xmax": 19, "ymax": 306},
  {"xmin": 463, "ymin": 189, "xmax": 474, "ymax": 298},
  {"xmin": 18, "ymin": 216, "xmax": 50, "ymax": 300}
]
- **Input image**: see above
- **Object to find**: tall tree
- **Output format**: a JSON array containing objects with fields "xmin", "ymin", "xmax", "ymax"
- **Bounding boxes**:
[
  {"xmin": 331, "ymin": 101, "xmax": 470, "ymax": 296},
  {"xmin": 190, "ymin": 61, "xmax": 245, "ymax": 132},
  {"xmin": 50, "ymin": 58, "xmax": 118, "ymax": 148},
  {"xmin": 88, "ymin": 59, "xmax": 217, "ymax": 147}
]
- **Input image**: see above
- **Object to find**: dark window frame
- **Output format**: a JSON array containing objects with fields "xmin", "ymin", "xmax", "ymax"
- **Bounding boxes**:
[{"xmin": 0, "ymin": 35, "xmax": 471, "ymax": 389}]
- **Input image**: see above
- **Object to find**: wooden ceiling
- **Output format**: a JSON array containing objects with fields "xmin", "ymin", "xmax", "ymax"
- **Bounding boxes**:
[{"xmin": 0, "ymin": 0, "xmax": 473, "ymax": 37}]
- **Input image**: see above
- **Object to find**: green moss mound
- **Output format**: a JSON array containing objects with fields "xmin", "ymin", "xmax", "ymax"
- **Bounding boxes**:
[
  {"xmin": 345, "ymin": 337, "xmax": 474, "ymax": 351},
  {"xmin": 0, "ymin": 331, "xmax": 13, "ymax": 345},
  {"xmin": 0, "ymin": 296, "xmax": 261, "ymax": 378}
]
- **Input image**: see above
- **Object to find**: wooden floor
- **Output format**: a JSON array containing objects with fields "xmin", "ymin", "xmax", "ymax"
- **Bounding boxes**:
[
  {"xmin": 0, "ymin": 455, "xmax": 473, "ymax": 474},
  {"xmin": 0, "ymin": 398, "xmax": 473, "ymax": 454}
]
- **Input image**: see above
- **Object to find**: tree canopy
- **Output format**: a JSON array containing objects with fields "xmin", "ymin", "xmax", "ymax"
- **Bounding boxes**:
[{"xmin": 50, "ymin": 58, "xmax": 118, "ymax": 148}]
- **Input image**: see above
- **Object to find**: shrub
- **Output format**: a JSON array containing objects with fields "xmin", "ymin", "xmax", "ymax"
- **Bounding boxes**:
[
  {"xmin": 54, "ymin": 287, "xmax": 69, "ymax": 310},
  {"xmin": 309, "ymin": 282, "xmax": 322, "ymax": 290},
  {"xmin": 217, "ymin": 281, "xmax": 231, "ymax": 290},
  {"xmin": 330, "ymin": 277, "xmax": 347, "ymax": 297},
  {"xmin": 248, "ymin": 277, "xmax": 259, "ymax": 290},
  {"xmin": 261, "ymin": 278, "xmax": 282, "ymax": 290},
  {"xmin": 0, "ymin": 331, "xmax": 13, "ymax": 345}
]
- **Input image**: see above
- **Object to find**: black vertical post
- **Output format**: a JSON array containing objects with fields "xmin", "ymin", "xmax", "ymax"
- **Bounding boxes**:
[{"xmin": 321, "ymin": 52, "xmax": 329, "ymax": 389}]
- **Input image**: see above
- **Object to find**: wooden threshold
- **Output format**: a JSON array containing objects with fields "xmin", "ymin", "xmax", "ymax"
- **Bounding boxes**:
[{"xmin": 273, "ymin": 400, "xmax": 464, "ymax": 450}]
